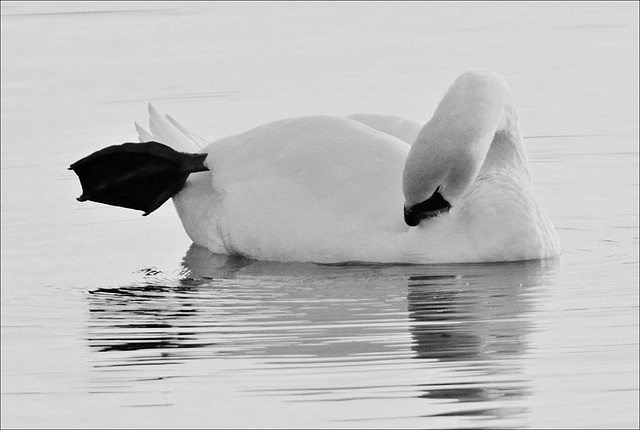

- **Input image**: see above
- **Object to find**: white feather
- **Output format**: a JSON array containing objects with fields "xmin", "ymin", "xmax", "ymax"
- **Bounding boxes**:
[
  {"xmin": 165, "ymin": 114, "xmax": 208, "ymax": 150},
  {"xmin": 147, "ymin": 104, "xmax": 199, "ymax": 153},
  {"xmin": 134, "ymin": 122, "xmax": 154, "ymax": 143}
]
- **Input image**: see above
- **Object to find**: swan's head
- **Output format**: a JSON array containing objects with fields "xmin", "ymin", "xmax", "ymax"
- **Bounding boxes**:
[{"xmin": 402, "ymin": 70, "xmax": 512, "ymax": 227}]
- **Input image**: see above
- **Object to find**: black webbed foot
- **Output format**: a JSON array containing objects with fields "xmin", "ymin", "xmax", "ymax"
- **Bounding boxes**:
[{"xmin": 69, "ymin": 141, "xmax": 208, "ymax": 216}]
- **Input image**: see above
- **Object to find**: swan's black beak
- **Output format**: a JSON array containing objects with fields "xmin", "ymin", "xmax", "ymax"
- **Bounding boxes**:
[
  {"xmin": 404, "ymin": 207, "xmax": 423, "ymax": 227},
  {"xmin": 404, "ymin": 190, "xmax": 451, "ymax": 227}
]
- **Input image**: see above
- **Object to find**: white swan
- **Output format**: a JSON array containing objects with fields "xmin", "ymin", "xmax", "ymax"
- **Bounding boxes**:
[{"xmin": 71, "ymin": 70, "xmax": 561, "ymax": 264}]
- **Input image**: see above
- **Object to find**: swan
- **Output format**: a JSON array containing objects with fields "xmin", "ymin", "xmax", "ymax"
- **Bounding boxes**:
[{"xmin": 70, "ymin": 70, "xmax": 561, "ymax": 264}]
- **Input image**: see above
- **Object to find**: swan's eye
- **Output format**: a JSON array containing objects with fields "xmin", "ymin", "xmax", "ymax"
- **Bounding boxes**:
[{"xmin": 404, "ymin": 189, "xmax": 451, "ymax": 226}]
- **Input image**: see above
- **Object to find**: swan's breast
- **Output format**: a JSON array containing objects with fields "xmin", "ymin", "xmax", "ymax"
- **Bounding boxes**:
[{"xmin": 456, "ymin": 170, "xmax": 561, "ymax": 261}]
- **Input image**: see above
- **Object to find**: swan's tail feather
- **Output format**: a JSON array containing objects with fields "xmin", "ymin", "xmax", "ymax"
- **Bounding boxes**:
[
  {"xmin": 135, "ymin": 121, "xmax": 154, "ymax": 143},
  {"xmin": 165, "ymin": 114, "xmax": 209, "ymax": 150},
  {"xmin": 144, "ymin": 104, "xmax": 199, "ymax": 153},
  {"xmin": 134, "ymin": 104, "xmax": 207, "ymax": 151}
]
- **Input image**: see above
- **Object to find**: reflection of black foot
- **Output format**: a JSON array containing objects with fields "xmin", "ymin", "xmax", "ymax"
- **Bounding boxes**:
[{"xmin": 87, "ymin": 281, "xmax": 215, "ymax": 355}]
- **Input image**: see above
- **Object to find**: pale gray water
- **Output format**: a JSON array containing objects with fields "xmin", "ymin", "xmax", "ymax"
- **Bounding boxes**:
[{"xmin": 1, "ymin": 2, "xmax": 638, "ymax": 428}]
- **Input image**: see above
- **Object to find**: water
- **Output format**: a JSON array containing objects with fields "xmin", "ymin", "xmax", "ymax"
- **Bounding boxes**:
[{"xmin": 1, "ymin": 2, "xmax": 638, "ymax": 428}]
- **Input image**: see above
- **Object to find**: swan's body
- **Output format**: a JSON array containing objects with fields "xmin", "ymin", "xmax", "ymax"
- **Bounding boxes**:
[{"xmin": 75, "ymin": 70, "xmax": 560, "ymax": 264}]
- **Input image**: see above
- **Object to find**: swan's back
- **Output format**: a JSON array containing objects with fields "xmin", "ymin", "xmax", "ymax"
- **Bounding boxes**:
[
  {"xmin": 347, "ymin": 113, "xmax": 423, "ymax": 145},
  {"xmin": 195, "ymin": 116, "xmax": 411, "ymax": 261}
]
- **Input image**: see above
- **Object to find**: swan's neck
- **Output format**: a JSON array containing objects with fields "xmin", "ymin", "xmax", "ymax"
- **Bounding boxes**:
[
  {"xmin": 403, "ymin": 70, "xmax": 518, "ymax": 209},
  {"xmin": 479, "ymin": 103, "xmax": 530, "ymax": 178}
]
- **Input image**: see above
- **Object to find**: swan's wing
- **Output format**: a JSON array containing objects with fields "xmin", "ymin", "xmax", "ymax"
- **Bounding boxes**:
[
  {"xmin": 206, "ymin": 116, "xmax": 409, "ymax": 261},
  {"xmin": 346, "ymin": 113, "xmax": 423, "ymax": 145}
]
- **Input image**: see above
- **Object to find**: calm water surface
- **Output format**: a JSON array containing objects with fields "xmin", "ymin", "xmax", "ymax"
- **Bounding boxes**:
[{"xmin": 1, "ymin": 2, "xmax": 638, "ymax": 428}]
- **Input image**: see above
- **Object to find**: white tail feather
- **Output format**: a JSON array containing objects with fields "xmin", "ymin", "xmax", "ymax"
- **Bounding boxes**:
[
  {"xmin": 135, "ymin": 122, "xmax": 154, "ymax": 143},
  {"xmin": 165, "ymin": 114, "xmax": 208, "ymax": 150},
  {"xmin": 142, "ymin": 104, "xmax": 201, "ymax": 153}
]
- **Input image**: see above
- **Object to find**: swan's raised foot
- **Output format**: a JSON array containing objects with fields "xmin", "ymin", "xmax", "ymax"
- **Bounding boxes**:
[{"xmin": 69, "ymin": 141, "xmax": 208, "ymax": 216}]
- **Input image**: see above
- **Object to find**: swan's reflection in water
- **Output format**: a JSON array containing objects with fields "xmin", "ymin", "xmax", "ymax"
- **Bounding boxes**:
[
  {"xmin": 407, "ymin": 261, "xmax": 551, "ymax": 422},
  {"xmin": 87, "ymin": 245, "xmax": 557, "ymax": 426}
]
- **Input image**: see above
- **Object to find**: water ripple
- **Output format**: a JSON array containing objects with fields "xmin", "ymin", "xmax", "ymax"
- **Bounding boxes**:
[{"xmin": 79, "ymin": 247, "xmax": 564, "ymax": 427}]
